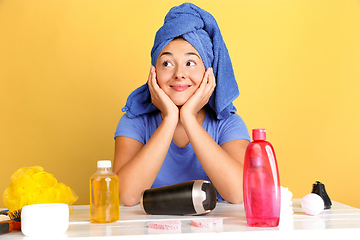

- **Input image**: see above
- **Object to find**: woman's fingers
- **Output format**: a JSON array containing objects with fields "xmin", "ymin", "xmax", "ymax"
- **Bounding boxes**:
[
  {"xmin": 147, "ymin": 66, "xmax": 179, "ymax": 118},
  {"xmin": 199, "ymin": 68, "xmax": 216, "ymax": 100},
  {"xmin": 181, "ymin": 68, "xmax": 216, "ymax": 117},
  {"xmin": 148, "ymin": 66, "xmax": 161, "ymax": 104},
  {"xmin": 148, "ymin": 66, "xmax": 157, "ymax": 93}
]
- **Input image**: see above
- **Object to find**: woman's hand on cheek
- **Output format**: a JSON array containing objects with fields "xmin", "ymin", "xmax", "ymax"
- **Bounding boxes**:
[
  {"xmin": 180, "ymin": 68, "xmax": 216, "ymax": 119},
  {"xmin": 148, "ymin": 66, "xmax": 179, "ymax": 120}
]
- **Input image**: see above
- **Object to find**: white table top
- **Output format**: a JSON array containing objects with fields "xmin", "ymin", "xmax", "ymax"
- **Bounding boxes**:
[{"xmin": 1, "ymin": 199, "xmax": 360, "ymax": 239}]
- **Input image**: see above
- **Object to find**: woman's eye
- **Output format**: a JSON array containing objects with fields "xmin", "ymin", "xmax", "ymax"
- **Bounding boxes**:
[
  {"xmin": 163, "ymin": 61, "xmax": 173, "ymax": 67},
  {"xmin": 187, "ymin": 61, "xmax": 196, "ymax": 67}
]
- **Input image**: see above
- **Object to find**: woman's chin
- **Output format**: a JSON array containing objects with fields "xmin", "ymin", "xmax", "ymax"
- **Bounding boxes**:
[{"xmin": 172, "ymin": 99, "xmax": 187, "ymax": 107}]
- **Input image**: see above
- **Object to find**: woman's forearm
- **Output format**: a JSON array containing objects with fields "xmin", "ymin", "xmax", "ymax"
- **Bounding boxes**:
[
  {"xmin": 181, "ymin": 115, "xmax": 248, "ymax": 203},
  {"xmin": 114, "ymin": 116, "xmax": 178, "ymax": 206}
]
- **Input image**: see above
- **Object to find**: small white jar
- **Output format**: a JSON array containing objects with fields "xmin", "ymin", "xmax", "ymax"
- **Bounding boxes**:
[{"xmin": 21, "ymin": 203, "xmax": 69, "ymax": 237}]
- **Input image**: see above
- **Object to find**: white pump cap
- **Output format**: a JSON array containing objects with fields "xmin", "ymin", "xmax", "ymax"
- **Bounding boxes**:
[{"xmin": 97, "ymin": 160, "xmax": 111, "ymax": 168}]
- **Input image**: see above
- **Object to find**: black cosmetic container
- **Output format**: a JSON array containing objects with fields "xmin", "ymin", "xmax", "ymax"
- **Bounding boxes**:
[{"xmin": 140, "ymin": 180, "xmax": 217, "ymax": 215}]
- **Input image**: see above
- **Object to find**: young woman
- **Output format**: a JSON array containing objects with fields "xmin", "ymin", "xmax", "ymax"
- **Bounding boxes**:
[{"xmin": 113, "ymin": 3, "xmax": 250, "ymax": 206}]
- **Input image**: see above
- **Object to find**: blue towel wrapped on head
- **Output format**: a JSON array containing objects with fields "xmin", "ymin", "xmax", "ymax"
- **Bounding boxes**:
[{"xmin": 122, "ymin": 3, "xmax": 239, "ymax": 120}]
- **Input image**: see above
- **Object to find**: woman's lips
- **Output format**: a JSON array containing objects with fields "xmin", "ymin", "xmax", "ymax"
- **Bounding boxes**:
[{"xmin": 170, "ymin": 84, "xmax": 191, "ymax": 92}]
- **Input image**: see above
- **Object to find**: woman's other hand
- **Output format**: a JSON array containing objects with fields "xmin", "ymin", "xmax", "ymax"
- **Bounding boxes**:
[
  {"xmin": 180, "ymin": 68, "xmax": 215, "ymax": 120},
  {"xmin": 148, "ymin": 66, "xmax": 179, "ymax": 120}
]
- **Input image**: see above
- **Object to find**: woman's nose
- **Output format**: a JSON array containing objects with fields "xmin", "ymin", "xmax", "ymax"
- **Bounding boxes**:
[{"xmin": 173, "ymin": 66, "xmax": 186, "ymax": 80}]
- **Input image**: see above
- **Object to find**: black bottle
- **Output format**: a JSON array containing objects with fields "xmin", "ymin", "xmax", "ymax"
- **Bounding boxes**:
[{"xmin": 311, "ymin": 181, "xmax": 332, "ymax": 209}]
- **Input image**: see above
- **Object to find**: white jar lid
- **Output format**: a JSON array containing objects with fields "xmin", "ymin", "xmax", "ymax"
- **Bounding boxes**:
[{"xmin": 21, "ymin": 203, "xmax": 69, "ymax": 237}]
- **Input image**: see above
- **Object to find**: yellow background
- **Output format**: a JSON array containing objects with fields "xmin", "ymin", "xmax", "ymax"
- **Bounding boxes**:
[{"xmin": 1, "ymin": 0, "xmax": 360, "ymax": 208}]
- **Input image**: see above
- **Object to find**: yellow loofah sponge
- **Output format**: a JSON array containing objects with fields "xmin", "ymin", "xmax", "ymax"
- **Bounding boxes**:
[{"xmin": 2, "ymin": 166, "xmax": 78, "ymax": 219}]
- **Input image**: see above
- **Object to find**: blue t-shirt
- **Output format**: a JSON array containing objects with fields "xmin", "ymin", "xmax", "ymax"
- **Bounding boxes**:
[{"xmin": 114, "ymin": 110, "xmax": 250, "ymax": 201}]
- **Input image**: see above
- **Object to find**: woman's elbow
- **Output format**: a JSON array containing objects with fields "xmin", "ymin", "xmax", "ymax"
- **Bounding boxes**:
[
  {"xmin": 228, "ymin": 198, "xmax": 244, "ymax": 204},
  {"xmin": 224, "ymin": 193, "xmax": 243, "ymax": 204},
  {"xmin": 120, "ymin": 195, "xmax": 140, "ymax": 207}
]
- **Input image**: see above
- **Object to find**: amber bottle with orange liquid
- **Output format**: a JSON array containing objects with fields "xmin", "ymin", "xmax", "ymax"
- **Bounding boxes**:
[{"xmin": 90, "ymin": 160, "xmax": 119, "ymax": 223}]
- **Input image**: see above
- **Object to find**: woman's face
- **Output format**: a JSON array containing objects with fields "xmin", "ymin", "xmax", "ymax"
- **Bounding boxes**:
[{"xmin": 155, "ymin": 38, "xmax": 206, "ymax": 107}]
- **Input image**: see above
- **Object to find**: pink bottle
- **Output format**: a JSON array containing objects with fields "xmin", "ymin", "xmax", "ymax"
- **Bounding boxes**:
[{"xmin": 243, "ymin": 129, "xmax": 281, "ymax": 227}]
